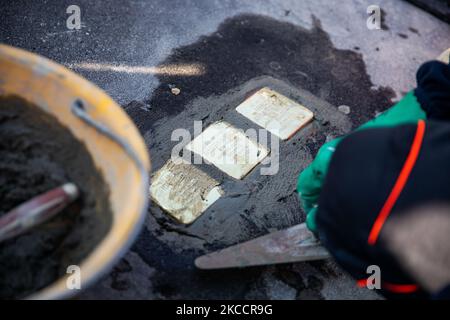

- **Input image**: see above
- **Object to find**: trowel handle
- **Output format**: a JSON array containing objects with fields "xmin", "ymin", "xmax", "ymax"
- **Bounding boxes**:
[{"xmin": 0, "ymin": 183, "xmax": 79, "ymax": 243}]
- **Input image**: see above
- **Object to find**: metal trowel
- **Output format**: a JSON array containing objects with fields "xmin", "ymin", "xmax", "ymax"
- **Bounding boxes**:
[{"xmin": 195, "ymin": 223, "xmax": 330, "ymax": 269}]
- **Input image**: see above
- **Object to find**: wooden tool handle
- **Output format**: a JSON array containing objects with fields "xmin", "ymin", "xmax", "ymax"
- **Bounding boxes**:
[{"xmin": 0, "ymin": 183, "xmax": 79, "ymax": 243}]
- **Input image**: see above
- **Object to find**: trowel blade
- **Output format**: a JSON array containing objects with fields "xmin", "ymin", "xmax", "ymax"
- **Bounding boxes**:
[{"xmin": 195, "ymin": 223, "xmax": 330, "ymax": 269}]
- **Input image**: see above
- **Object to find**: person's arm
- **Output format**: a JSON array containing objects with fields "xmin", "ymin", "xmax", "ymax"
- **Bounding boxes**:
[{"xmin": 297, "ymin": 91, "xmax": 426, "ymax": 233}]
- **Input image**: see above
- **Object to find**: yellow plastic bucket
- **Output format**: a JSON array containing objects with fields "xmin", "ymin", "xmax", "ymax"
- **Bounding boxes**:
[{"xmin": 0, "ymin": 44, "xmax": 150, "ymax": 299}]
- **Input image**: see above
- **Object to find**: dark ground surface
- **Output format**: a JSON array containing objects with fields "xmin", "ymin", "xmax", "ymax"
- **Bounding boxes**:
[
  {"xmin": 128, "ymin": 14, "xmax": 395, "ymax": 131},
  {"xmin": 406, "ymin": 0, "xmax": 450, "ymax": 23},
  {"xmin": 1, "ymin": 0, "xmax": 449, "ymax": 299}
]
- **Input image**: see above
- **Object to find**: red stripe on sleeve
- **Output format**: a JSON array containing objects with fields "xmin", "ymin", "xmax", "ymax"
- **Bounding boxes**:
[{"xmin": 368, "ymin": 120, "xmax": 426, "ymax": 246}]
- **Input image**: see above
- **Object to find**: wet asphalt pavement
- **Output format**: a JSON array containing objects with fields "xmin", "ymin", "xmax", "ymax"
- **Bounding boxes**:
[{"xmin": 1, "ymin": 0, "xmax": 450, "ymax": 299}]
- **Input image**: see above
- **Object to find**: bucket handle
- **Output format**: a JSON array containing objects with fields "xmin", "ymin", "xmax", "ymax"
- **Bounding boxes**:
[{"xmin": 71, "ymin": 99, "xmax": 148, "ymax": 177}]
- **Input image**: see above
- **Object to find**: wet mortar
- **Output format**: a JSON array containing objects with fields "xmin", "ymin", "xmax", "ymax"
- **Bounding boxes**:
[
  {"xmin": 87, "ymin": 14, "xmax": 394, "ymax": 299},
  {"xmin": 0, "ymin": 96, "xmax": 112, "ymax": 299},
  {"xmin": 125, "ymin": 14, "xmax": 395, "ymax": 132}
]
